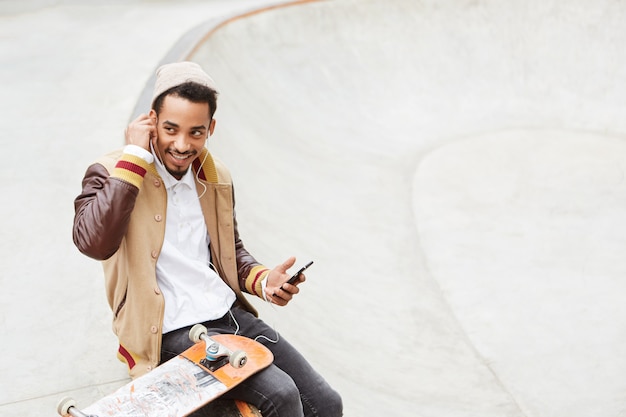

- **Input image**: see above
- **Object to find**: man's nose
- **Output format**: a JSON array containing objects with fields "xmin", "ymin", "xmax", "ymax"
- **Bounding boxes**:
[{"xmin": 173, "ymin": 134, "xmax": 191, "ymax": 152}]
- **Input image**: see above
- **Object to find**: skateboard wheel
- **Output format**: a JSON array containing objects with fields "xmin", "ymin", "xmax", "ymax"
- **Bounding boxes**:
[
  {"xmin": 230, "ymin": 350, "xmax": 248, "ymax": 368},
  {"xmin": 189, "ymin": 324, "xmax": 208, "ymax": 343},
  {"xmin": 56, "ymin": 396, "xmax": 76, "ymax": 416}
]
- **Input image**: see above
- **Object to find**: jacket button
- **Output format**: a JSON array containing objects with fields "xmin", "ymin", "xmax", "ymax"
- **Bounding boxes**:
[
  {"xmin": 154, "ymin": 287, "xmax": 161, "ymax": 295},
  {"xmin": 153, "ymin": 179, "xmax": 160, "ymax": 187},
  {"xmin": 150, "ymin": 325, "xmax": 158, "ymax": 334},
  {"xmin": 155, "ymin": 214, "xmax": 162, "ymax": 222},
  {"xmin": 151, "ymin": 250, "xmax": 158, "ymax": 258}
]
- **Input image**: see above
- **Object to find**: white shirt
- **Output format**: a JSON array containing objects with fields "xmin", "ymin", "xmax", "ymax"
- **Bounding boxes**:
[{"xmin": 125, "ymin": 145, "xmax": 236, "ymax": 333}]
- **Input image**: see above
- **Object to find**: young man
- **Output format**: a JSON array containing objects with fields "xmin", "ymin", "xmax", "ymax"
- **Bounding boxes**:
[{"xmin": 73, "ymin": 61, "xmax": 342, "ymax": 417}]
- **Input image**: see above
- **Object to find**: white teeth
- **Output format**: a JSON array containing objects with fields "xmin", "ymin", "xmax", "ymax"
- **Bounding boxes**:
[{"xmin": 171, "ymin": 154, "xmax": 189, "ymax": 160}]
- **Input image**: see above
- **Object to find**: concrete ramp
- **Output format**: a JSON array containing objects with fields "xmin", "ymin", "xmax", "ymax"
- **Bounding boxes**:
[
  {"xmin": 2, "ymin": 1, "xmax": 626, "ymax": 416},
  {"xmin": 189, "ymin": 1, "xmax": 626, "ymax": 416}
]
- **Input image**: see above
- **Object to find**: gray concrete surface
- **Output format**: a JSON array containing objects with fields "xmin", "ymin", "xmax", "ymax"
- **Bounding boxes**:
[{"xmin": 2, "ymin": 0, "xmax": 626, "ymax": 416}]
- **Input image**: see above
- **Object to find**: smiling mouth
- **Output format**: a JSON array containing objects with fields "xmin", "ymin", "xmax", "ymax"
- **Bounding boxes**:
[{"xmin": 169, "ymin": 151, "xmax": 196, "ymax": 161}]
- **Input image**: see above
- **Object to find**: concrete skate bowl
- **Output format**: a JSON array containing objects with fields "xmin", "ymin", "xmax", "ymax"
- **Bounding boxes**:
[{"xmin": 161, "ymin": 0, "xmax": 626, "ymax": 416}]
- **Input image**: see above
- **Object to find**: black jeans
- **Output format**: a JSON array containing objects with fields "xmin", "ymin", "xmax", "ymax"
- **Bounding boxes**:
[{"xmin": 160, "ymin": 306, "xmax": 343, "ymax": 417}]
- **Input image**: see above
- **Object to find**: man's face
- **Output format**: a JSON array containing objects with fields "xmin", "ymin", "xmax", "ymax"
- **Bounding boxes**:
[{"xmin": 150, "ymin": 95, "xmax": 215, "ymax": 180}]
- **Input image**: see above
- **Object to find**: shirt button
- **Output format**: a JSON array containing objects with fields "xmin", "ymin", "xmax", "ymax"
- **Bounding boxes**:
[
  {"xmin": 150, "ymin": 325, "xmax": 158, "ymax": 334},
  {"xmin": 155, "ymin": 214, "xmax": 162, "ymax": 222}
]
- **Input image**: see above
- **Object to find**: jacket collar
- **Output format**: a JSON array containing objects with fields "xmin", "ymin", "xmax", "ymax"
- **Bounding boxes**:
[{"xmin": 192, "ymin": 148, "xmax": 218, "ymax": 183}]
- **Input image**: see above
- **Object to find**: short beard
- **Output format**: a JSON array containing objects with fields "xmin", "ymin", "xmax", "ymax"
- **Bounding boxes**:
[
  {"xmin": 165, "ymin": 149, "xmax": 197, "ymax": 180},
  {"xmin": 166, "ymin": 166, "xmax": 189, "ymax": 180}
]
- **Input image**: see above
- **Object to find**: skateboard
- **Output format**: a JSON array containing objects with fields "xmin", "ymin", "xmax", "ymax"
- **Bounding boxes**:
[{"xmin": 57, "ymin": 324, "xmax": 273, "ymax": 417}]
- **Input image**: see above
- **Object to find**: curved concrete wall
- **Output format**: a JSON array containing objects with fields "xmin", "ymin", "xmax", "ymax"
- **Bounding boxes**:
[
  {"xmin": 3, "ymin": 0, "xmax": 626, "ymax": 416},
  {"xmin": 188, "ymin": 1, "xmax": 626, "ymax": 416}
]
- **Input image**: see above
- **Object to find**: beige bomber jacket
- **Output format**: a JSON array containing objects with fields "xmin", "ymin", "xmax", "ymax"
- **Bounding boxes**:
[{"xmin": 73, "ymin": 148, "xmax": 269, "ymax": 378}]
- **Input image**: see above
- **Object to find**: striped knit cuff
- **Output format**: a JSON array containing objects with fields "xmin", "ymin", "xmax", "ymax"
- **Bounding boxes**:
[
  {"xmin": 245, "ymin": 265, "xmax": 270, "ymax": 298},
  {"xmin": 117, "ymin": 344, "xmax": 137, "ymax": 371},
  {"xmin": 112, "ymin": 153, "xmax": 150, "ymax": 188}
]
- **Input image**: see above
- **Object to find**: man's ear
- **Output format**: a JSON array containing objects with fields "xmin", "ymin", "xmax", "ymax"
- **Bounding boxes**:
[
  {"xmin": 148, "ymin": 109, "xmax": 158, "ymax": 146},
  {"xmin": 209, "ymin": 118, "xmax": 216, "ymax": 136}
]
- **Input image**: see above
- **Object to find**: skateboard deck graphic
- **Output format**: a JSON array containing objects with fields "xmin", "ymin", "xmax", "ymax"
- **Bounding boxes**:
[{"xmin": 58, "ymin": 332, "xmax": 272, "ymax": 417}]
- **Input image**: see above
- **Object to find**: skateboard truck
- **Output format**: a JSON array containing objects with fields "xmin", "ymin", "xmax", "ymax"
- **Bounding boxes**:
[
  {"xmin": 189, "ymin": 324, "xmax": 248, "ymax": 371},
  {"xmin": 57, "ymin": 397, "xmax": 96, "ymax": 417}
]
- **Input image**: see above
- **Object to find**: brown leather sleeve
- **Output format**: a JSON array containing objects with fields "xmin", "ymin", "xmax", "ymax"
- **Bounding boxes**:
[
  {"xmin": 73, "ymin": 163, "xmax": 139, "ymax": 260},
  {"xmin": 230, "ymin": 187, "xmax": 266, "ymax": 292},
  {"xmin": 234, "ymin": 215, "xmax": 265, "ymax": 291}
]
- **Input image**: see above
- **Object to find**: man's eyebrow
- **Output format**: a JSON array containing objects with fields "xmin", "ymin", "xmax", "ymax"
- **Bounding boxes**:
[
  {"xmin": 162, "ymin": 120, "xmax": 206, "ymax": 130},
  {"xmin": 162, "ymin": 120, "xmax": 179, "ymax": 128}
]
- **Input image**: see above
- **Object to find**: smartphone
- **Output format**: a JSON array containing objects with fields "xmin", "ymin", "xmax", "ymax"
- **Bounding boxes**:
[{"xmin": 286, "ymin": 261, "xmax": 314, "ymax": 285}]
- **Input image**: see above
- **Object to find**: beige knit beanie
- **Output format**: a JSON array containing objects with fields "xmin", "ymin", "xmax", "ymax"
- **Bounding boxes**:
[{"xmin": 151, "ymin": 61, "xmax": 218, "ymax": 105}]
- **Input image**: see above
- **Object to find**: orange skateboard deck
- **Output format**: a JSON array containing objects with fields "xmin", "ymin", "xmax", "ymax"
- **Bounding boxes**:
[{"xmin": 57, "ymin": 330, "xmax": 272, "ymax": 417}]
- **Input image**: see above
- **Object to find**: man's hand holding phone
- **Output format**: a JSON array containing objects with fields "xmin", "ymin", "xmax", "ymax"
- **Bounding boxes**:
[
  {"xmin": 265, "ymin": 257, "xmax": 313, "ymax": 306},
  {"xmin": 285, "ymin": 261, "xmax": 313, "ymax": 286}
]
